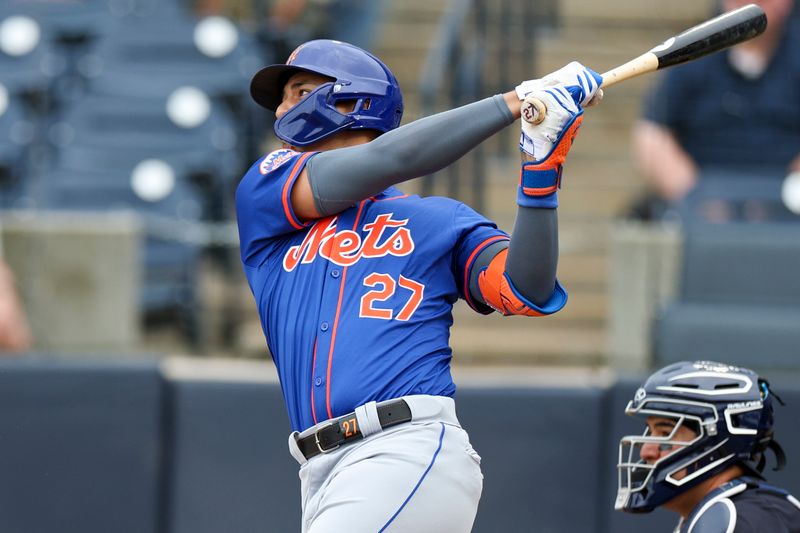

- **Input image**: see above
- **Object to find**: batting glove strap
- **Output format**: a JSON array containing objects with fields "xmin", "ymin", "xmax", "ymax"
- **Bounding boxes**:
[
  {"xmin": 517, "ymin": 112, "xmax": 584, "ymax": 208},
  {"xmin": 518, "ymin": 164, "xmax": 561, "ymax": 208}
]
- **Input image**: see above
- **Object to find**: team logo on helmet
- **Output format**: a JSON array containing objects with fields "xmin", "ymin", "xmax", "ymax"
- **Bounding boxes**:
[{"xmin": 286, "ymin": 43, "xmax": 307, "ymax": 65}]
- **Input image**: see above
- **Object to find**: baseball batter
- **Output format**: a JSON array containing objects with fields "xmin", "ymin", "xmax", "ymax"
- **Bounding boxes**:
[{"xmin": 236, "ymin": 39, "xmax": 602, "ymax": 532}]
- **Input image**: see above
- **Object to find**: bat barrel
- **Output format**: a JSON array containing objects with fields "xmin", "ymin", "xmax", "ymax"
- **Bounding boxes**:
[{"xmin": 650, "ymin": 3, "xmax": 767, "ymax": 69}]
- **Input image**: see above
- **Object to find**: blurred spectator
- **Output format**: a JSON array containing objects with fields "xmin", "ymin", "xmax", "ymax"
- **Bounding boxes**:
[
  {"xmin": 0, "ymin": 257, "xmax": 32, "ymax": 353},
  {"xmin": 629, "ymin": 0, "xmax": 800, "ymax": 221}
]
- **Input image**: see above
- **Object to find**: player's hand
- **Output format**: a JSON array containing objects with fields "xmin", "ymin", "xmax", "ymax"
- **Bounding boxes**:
[
  {"xmin": 519, "ymin": 85, "xmax": 583, "ymax": 161},
  {"xmin": 515, "ymin": 61, "xmax": 604, "ymax": 108},
  {"xmin": 515, "ymin": 84, "xmax": 586, "ymax": 209}
]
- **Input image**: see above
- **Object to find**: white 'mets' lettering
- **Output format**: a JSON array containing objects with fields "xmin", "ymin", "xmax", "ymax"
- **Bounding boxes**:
[{"xmin": 282, "ymin": 213, "xmax": 415, "ymax": 272}]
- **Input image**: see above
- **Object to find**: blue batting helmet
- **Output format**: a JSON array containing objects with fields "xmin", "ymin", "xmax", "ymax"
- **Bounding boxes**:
[
  {"xmin": 250, "ymin": 39, "xmax": 404, "ymax": 147},
  {"xmin": 615, "ymin": 361, "xmax": 786, "ymax": 514}
]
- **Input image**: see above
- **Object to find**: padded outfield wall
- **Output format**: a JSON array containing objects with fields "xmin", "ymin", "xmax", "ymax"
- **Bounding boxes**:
[{"xmin": 0, "ymin": 357, "xmax": 797, "ymax": 533}]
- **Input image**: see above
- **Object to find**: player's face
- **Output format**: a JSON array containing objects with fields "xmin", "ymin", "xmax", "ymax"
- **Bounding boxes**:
[
  {"xmin": 639, "ymin": 416, "xmax": 697, "ymax": 470},
  {"xmin": 276, "ymin": 71, "xmax": 359, "ymax": 120},
  {"xmin": 276, "ymin": 72, "xmax": 333, "ymax": 119}
]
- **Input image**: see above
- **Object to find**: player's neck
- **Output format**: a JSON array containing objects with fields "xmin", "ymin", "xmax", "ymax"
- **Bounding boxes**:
[{"xmin": 665, "ymin": 466, "xmax": 745, "ymax": 519}]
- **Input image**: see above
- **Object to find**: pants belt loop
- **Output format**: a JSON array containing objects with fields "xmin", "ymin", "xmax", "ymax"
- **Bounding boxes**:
[
  {"xmin": 355, "ymin": 400, "xmax": 382, "ymax": 438},
  {"xmin": 288, "ymin": 431, "xmax": 308, "ymax": 465}
]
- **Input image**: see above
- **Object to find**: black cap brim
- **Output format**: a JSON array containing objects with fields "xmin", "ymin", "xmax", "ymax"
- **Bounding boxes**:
[{"xmin": 250, "ymin": 64, "xmax": 309, "ymax": 111}]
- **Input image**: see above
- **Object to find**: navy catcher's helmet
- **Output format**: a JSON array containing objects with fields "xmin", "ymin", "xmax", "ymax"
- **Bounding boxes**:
[
  {"xmin": 250, "ymin": 39, "xmax": 404, "ymax": 147},
  {"xmin": 616, "ymin": 361, "xmax": 786, "ymax": 514}
]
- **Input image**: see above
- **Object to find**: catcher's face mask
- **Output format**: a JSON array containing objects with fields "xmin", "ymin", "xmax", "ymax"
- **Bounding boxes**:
[
  {"xmin": 616, "ymin": 414, "xmax": 702, "ymax": 511},
  {"xmin": 616, "ymin": 361, "xmax": 787, "ymax": 514}
]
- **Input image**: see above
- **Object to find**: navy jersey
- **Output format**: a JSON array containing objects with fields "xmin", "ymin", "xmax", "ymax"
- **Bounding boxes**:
[
  {"xmin": 236, "ymin": 150, "xmax": 564, "ymax": 432},
  {"xmin": 677, "ymin": 477, "xmax": 800, "ymax": 533},
  {"xmin": 642, "ymin": 17, "xmax": 800, "ymax": 173}
]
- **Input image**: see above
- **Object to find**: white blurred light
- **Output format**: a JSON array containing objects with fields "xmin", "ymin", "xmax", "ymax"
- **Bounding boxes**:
[
  {"xmin": 166, "ymin": 86, "xmax": 211, "ymax": 129},
  {"xmin": 131, "ymin": 159, "xmax": 175, "ymax": 202},
  {"xmin": 781, "ymin": 172, "xmax": 800, "ymax": 215},
  {"xmin": 0, "ymin": 83, "xmax": 8, "ymax": 117},
  {"xmin": 0, "ymin": 16, "xmax": 41, "ymax": 57},
  {"xmin": 194, "ymin": 16, "xmax": 238, "ymax": 58}
]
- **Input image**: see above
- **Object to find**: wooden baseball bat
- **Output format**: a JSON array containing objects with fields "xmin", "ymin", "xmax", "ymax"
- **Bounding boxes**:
[{"xmin": 524, "ymin": 3, "xmax": 768, "ymax": 124}]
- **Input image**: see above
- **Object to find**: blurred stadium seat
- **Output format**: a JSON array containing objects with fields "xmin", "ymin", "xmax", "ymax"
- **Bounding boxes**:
[
  {"xmin": 657, "ymin": 223, "xmax": 800, "ymax": 351},
  {"xmin": 81, "ymin": 9, "xmax": 265, "ymax": 100},
  {"xmin": 73, "ymin": 4, "xmax": 268, "ymax": 167},
  {"xmin": 48, "ymin": 91, "xmax": 240, "ymax": 214},
  {"xmin": 49, "ymin": 95, "xmax": 242, "ymax": 190},
  {"xmin": 655, "ymin": 302, "xmax": 800, "ymax": 370},
  {"xmin": 655, "ymin": 176, "xmax": 800, "ymax": 369},
  {"xmin": 680, "ymin": 222, "xmax": 800, "ymax": 305},
  {"xmin": 0, "ymin": 0, "xmax": 111, "ymax": 42},
  {"xmin": 679, "ymin": 170, "xmax": 798, "ymax": 223},
  {"xmin": 0, "ymin": 85, "xmax": 36, "ymax": 207},
  {"xmin": 0, "ymin": 0, "xmax": 270, "ymax": 350},
  {"xmin": 0, "ymin": 10, "xmax": 63, "ymax": 98},
  {"xmin": 51, "ymin": 92, "xmax": 237, "ymax": 155}
]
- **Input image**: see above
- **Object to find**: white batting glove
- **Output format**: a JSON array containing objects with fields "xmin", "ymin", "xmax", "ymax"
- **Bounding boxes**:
[
  {"xmin": 516, "ymin": 61, "xmax": 604, "ymax": 108},
  {"xmin": 519, "ymin": 85, "xmax": 582, "ymax": 161}
]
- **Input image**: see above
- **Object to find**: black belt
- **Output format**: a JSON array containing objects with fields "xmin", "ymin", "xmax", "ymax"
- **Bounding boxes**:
[{"xmin": 297, "ymin": 399, "xmax": 412, "ymax": 460}]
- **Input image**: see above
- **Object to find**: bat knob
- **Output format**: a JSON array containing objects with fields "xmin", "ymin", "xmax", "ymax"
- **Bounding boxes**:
[{"xmin": 521, "ymin": 97, "xmax": 547, "ymax": 125}]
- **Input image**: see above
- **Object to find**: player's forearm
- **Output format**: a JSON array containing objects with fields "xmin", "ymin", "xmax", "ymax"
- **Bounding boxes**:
[
  {"xmin": 633, "ymin": 120, "xmax": 698, "ymax": 201},
  {"xmin": 307, "ymin": 95, "xmax": 515, "ymax": 216},
  {"xmin": 505, "ymin": 207, "xmax": 558, "ymax": 304}
]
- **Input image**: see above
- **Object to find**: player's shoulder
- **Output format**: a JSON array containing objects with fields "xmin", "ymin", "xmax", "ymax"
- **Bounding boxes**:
[
  {"xmin": 237, "ymin": 149, "xmax": 311, "ymax": 203},
  {"xmin": 686, "ymin": 498, "xmax": 737, "ymax": 533},
  {"xmin": 683, "ymin": 478, "xmax": 748, "ymax": 533},
  {"xmin": 255, "ymin": 148, "xmax": 306, "ymax": 176},
  {"xmin": 686, "ymin": 479, "xmax": 800, "ymax": 533},
  {"xmin": 730, "ymin": 482, "xmax": 800, "ymax": 532}
]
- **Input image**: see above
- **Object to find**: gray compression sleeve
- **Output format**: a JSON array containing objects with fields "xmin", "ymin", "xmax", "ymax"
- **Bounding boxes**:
[
  {"xmin": 306, "ymin": 95, "xmax": 515, "ymax": 216},
  {"xmin": 468, "ymin": 207, "xmax": 558, "ymax": 307}
]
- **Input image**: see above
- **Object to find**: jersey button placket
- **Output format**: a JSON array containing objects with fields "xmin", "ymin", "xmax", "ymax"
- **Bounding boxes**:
[{"xmin": 313, "ymin": 252, "xmax": 345, "ymax": 421}]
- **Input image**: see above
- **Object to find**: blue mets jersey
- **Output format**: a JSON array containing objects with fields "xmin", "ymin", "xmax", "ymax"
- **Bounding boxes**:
[{"xmin": 237, "ymin": 150, "xmax": 552, "ymax": 432}]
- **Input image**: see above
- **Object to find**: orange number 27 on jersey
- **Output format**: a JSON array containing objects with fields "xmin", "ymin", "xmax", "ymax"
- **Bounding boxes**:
[{"xmin": 360, "ymin": 273, "xmax": 424, "ymax": 321}]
